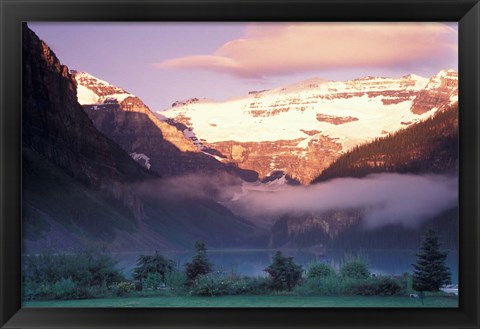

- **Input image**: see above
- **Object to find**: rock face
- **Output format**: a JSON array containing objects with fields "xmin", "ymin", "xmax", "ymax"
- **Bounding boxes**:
[
  {"xmin": 410, "ymin": 70, "xmax": 458, "ymax": 115},
  {"xmin": 74, "ymin": 72, "xmax": 258, "ymax": 181},
  {"xmin": 269, "ymin": 210, "xmax": 363, "ymax": 249},
  {"xmin": 210, "ymin": 137, "xmax": 341, "ymax": 184},
  {"xmin": 22, "ymin": 23, "xmax": 151, "ymax": 223},
  {"xmin": 73, "ymin": 72, "xmax": 198, "ymax": 153},
  {"xmin": 161, "ymin": 72, "xmax": 458, "ymax": 184},
  {"xmin": 268, "ymin": 207, "xmax": 458, "ymax": 250}
]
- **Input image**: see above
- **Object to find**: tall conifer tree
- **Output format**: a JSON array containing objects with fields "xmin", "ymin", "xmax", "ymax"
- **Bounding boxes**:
[{"xmin": 412, "ymin": 228, "xmax": 452, "ymax": 293}]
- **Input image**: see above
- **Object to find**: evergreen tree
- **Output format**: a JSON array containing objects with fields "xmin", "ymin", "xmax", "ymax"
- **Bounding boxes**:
[
  {"xmin": 185, "ymin": 241, "xmax": 213, "ymax": 285},
  {"xmin": 264, "ymin": 251, "xmax": 303, "ymax": 291},
  {"xmin": 412, "ymin": 228, "xmax": 451, "ymax": 293}
]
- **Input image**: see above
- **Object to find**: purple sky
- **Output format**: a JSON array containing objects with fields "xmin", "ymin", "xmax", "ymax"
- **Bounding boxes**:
[{"xmin": 28, "ymin": 22, "xmax": 458, "ymax": 110}]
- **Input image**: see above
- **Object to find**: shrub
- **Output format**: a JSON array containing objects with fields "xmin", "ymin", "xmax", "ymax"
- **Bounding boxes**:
[
  {"xmin": 264, "ymin": 251, "xmax": 303, "ymax": 291},
  {"xmin": 133, "ymin": 251, "xmax": 175, "ymax": 283},
  {"xmin": 51, "ymin": 277, "xmax": 77, "ymax": 300},
  {"xmin": 189, "ymin": 275, "xmax": 272, "ymax": 296},
  {"xmin": 164, "ymin": 271, "xmax": 187, "ymax": 290},
  {"xmin": 110, "ymin": 281, "xmax": 136, "ymax": 297},
  {"xmin": 340, "ymin": 259, "xmax": 370, "ymax": 279},
  {"xmin": 229, "ymin": 277, "xmax": 272, "ymax": 295},
  {"xmin": 404, "ymin": 274, "xmax": 414, "ymax": 294},
  {"xmin": 375, "ymin": 276, "xmax": 404, "ymax": 296},
  {"xmin": 142, "ymin": 272, "xmax": 163, "ymax": 291},
  {"xmin": 294, "ymin": 275, "xmax": 352, "ymax": 296},
  {"xmin": 295, "ymin": 273, "xmax": 404, "ymax": 297},
  {"xmin": 306, "ymin": 262, "xmax": 336, "ymax": 279},
  {"xmin": 349, "ymin": 277, "xmax": 403, "ymax": 296},
  {"xmin": 24, "ymin": 251, "xmax": 124, "ymax": 287},
  {"xmin": 23, "ymin": 251, "xmax": 124, "ymax": 300},
  {"xmin": 190, "ymin": 275, "xmax": 230, "ymax": 296}
]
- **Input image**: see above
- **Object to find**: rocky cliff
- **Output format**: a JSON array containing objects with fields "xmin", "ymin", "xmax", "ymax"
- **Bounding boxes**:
[
  {"xmin": 22, "ymin": 24, "xmax": 151, "ymax": 223},
  {"xmin": 74, "ymin": 71, "xmax": 258, "ymax": 181},
  {"xmin": 73, "ymin": 71, "xmax": 198, "ymax": 153},
  {"xmin": 410, "ymin": 69, "xmax": 458, "ymax": 115}
]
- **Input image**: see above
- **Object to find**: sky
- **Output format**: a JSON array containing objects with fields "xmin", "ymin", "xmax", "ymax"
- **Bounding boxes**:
[{"xmin": 28, "ymin": 22, "xmax": 458, "ymax": 111}]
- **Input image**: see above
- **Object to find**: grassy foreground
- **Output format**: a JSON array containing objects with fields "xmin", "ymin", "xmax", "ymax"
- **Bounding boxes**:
[{"xmin": 24, "ymin": 295, "xmax": 458, "ymax": 308}]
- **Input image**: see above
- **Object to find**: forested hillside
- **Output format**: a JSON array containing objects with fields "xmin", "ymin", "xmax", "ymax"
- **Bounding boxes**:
[{"xmin": 313, "ymin": 105, "xmax": 458, "ymax": 183}]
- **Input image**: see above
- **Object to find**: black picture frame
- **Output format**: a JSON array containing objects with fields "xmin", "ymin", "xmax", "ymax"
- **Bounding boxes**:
[{"xmin": 1, "ymin": 0, "xmax": 479, "ymax": 328}]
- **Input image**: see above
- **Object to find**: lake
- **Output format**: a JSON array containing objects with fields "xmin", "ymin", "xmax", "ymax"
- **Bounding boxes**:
[{"xmin": 114, "ymin": 249, "xmax": 459, "ymax": 284}]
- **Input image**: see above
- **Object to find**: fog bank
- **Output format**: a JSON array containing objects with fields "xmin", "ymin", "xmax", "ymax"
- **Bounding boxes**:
[{"xmin": 138, "ymin": 173, "xmax": 458, "ymax": 229}]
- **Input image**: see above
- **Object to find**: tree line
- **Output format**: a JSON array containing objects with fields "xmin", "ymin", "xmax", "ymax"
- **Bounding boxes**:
[{"xmin": 23, "ymin": 230, "xmax": 452, "ymax": 301}]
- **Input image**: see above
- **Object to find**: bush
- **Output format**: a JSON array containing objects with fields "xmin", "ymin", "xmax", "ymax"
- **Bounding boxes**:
[
  {"xmin": 133, "ymin": 251, "xmax": 175, "ymax": 283},
  {"xmin": 190, "ymin": 275, "xmax": 230, "ymax": 296},
  {"xmin": 349, "ymin": 277, "xmax": 403, "ymax": 296},
  {"xmin": 24, "ymin": 251, "xmax": 124, "ymax": 287},
  {"xmin": 229, "ymin": 277, "xmax": 272, "ymax": 295},
  {"xmin": 51, "ymin": 277, "xmax": 77, "ymax": 299},
  {"xmin": 295, "ymin": 271, "xmax": 404, "ymax": 297},
  {"xmin": 142, "ymin": 272, "xmax": 163, "ymax": 291},
  {"xmin": 164, "ymin": 271, "xmax": 187, "ymax": 291},
  {"xmin": 189, "ymin": 275, "xmax": 272, "ymax": 296},
  {"xmin": 110, "ymin": 281, "xmax": 136, "ymax": 297},
  {"xmin": 340, "ymin": 259, "xmax": 370, "ymax": 279},
  {"xmin": 25, "ymin": 278, "xmax": 99, "ymax": 300},
  {"xmin": 375, "ymin": 276, "xmax": 404, "ymax": 296},
  {"xmin": 294, "ymin": 275, "xmax": 353, "ymax": 296},
  {"xmin": 404, "ymin": 274, "xmax": 414, "ymax": 294},
  {"xmin": 306, "ymin": 262, "xmax": 336, "ymax": 279},
  {"xmin": 23, "ymin": 251, "xmax": 124, "ymax": 300}
]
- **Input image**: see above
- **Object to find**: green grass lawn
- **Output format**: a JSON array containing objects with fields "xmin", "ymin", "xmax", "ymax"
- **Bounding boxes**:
[{"xmin": 24, "ymin": 295, "xmax": 458, "ymax": 308}]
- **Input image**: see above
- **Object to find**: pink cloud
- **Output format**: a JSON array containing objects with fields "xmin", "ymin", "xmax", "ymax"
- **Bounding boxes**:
[{"xmin": 157, "ymin": 23, "xmax": 457, "ymax": 78}]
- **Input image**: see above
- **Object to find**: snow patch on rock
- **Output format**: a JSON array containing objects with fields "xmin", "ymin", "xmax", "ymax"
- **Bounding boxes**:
[{"xmin": 130, "ymin": 152, "xmax": 151, "ymax": 170}]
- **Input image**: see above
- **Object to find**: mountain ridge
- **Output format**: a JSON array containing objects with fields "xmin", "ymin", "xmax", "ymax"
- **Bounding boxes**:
[
  {"xmin": 72, "ymin": 68, "xmax": 457, "ymax": 184},
  {"xmin": 158, "ymin": 69, "xmax": 458, "ymax": 183},
  {"xmin": 73, "ymin": 71, "xmax": 259, "ymax": 182}
]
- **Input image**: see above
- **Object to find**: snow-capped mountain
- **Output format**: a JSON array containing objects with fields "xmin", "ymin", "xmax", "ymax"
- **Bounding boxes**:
[
  {"xmin": 71, "ymin": 71, "xmax": 258, "ymax": 181},
  {"xmin": 72, "ymin": 71, "xmax": 135, "ymax": 104},
  {"xmin": 159, "ymin": 70, "xmax": 458, "ymax": 184},
  {"xmin": 71, "ymin": 69, "xmax": 457, "ymax": 184},
  {"xmin": 72, "ymin": 70, "xmax": 197, "ymax": 153}
]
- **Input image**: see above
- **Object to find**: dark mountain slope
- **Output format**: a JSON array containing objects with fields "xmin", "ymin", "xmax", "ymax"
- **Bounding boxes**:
[
  {"xmin": 313, "ymin": 104, "xmax": 458, "ymax": 183},
  {"xmin": 22, "ymin": 24, "xmax": 256, "ymax": 252},
  {"xmin": 22, "ymin": 26, "xmax": 154, "ymax": 189},
  {"xmin": 23, "ymin": 147, "xmax": 148, "ymax": 250},
  {"xmin": 22, "ymin": 23, "xmax": 151, "ymax": 236}
]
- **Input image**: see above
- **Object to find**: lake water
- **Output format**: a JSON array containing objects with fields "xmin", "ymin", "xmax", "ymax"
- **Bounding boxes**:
[{"xmin": 114, "ymin": 249, "xmax": 458, "ymax": 284}]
